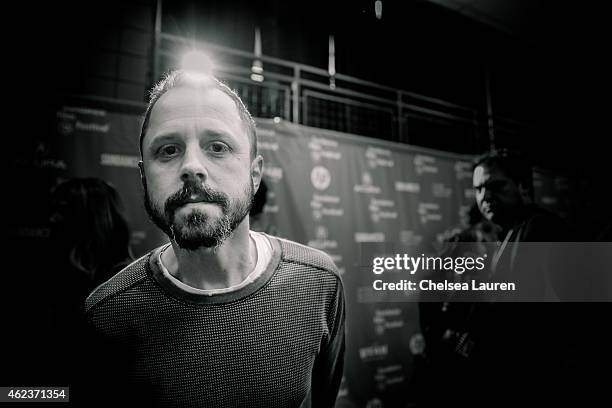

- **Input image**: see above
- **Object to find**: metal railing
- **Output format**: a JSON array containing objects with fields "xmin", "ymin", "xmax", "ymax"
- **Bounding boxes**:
[{"xmin": 153, "ymin": 29, "xmax": 531, "ymax": 154}]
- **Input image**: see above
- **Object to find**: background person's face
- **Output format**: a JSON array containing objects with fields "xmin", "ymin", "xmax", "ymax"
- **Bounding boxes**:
[
  {"xmin": 473, "ymin": 164, "xmax": 524, "ymax": 227},
  {"xmin": 141, "ymin": 85, "xmax": 260, "ymax": 250}
]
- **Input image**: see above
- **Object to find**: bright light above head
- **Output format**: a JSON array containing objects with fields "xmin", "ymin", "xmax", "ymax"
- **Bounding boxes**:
[
  {"xmin": 180, "ymin": 50, "xmax": 214, "ymax": 75},
  {"xmin": 375, "ymin": 1, "xmax": 383, "ymax": 20}
]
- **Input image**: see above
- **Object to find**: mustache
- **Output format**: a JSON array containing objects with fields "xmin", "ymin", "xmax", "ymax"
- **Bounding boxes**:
[{"xmin": 164, "ymin": 180, "xmax": 229, "ymax": 216}]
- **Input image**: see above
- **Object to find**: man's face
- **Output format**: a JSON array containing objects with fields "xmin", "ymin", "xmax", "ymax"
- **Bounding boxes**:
[
  {"xmin": 141, "ymin": 85, "xmax": 262, "ymax": 250},
  {"xmin": 473, "ymin": 164, "xmax": 523, "ymax": 227}
]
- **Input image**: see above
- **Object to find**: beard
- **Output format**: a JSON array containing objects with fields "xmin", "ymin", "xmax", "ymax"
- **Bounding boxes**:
[{"xmin": 144, "ymin": 178, "xmax": 254, "ymax": 251}]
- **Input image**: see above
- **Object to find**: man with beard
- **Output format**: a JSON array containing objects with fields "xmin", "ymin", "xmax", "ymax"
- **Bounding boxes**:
[
  {"xmin": 83, "ymin": 70, "xmax": 345, "ymax": 408},
  {"xmin": 472, "ymin": 149, "xmax": 570, "ymax": 296},
  {"xmin": 443, "ymin": 149, "xmax": 572, "ymax": 406}
]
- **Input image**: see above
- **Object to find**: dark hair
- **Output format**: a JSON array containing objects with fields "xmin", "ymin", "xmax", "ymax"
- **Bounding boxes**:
[
  {"xmin": 250, "ymin": 179, "xmax": 268, "ymax": 217},
  {"xmin": 50, "ymin": 178, "xmax": 133, "ymax": 284},
  {"xmin": 472, "ymin": 148, "xmax": 534, "ymax": 199},
  {"xmin": 139, "ymin": 70, "xmax": 257, "ymax": 159}
]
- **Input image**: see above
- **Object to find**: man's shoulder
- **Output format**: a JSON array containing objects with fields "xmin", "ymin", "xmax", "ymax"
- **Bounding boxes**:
[
  {"xmin": 84, "ymin": 252, "xmax": 152, "ymax": 315},
  {"xmin": 268, "ymin": 235, "xmax": 340, "ymax": 279},
  {"xmin": 520, "ymin": 205, "xmax": 573, "ymax": 241}
]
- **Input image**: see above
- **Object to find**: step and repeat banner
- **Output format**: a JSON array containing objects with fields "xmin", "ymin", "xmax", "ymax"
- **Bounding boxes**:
[
  {"xmin": 254, "ymin": 119, "xmax": 475, "ymax": 407},
  {"xmin": 18, "ymin": 105, "xmax": 579, "ymax": 407}
]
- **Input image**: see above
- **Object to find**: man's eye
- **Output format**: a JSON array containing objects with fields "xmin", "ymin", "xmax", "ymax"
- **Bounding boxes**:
[
  {"xmin": 208, "ymin": 142, "xmax": 229, "ymax": 154},
  {"xmin": 158, "ymin": 145, "xmax": 180, "ymax": 157},
  {"xmin": 490, "ymin": 181, "xmax": 506, "ymax": 189}
]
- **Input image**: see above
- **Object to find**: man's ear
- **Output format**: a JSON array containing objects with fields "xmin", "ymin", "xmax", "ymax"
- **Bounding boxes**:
[
  {"xmin": 518, "ymin": 183, "xmax": 532, "ymax": 204},
  {"xmin": 250, "ymin": 155, "xmax": 264, "ymax": 192}
]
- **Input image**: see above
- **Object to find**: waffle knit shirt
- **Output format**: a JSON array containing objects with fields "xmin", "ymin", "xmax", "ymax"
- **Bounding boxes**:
[{"xmin": 83, "ymin": 234, "xmax": 345, "ymax": 408}]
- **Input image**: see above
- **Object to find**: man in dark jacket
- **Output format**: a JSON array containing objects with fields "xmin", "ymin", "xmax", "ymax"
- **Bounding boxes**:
[{"xmin": 468, "ymin": 149, "xmax": 572, "ymax": 405}]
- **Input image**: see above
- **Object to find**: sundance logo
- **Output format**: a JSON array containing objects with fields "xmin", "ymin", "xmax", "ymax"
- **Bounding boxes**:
[
  {"xmin": 256, "ymin": 128, "xmax": 276, "ymax": 137},
  {"xmin": 418, "ymin": 202, "xmax": 443, "ymax": 224},
  {"xmin": 354, "ymin": 172, "xmax": 382, "ymax": 194},
  {"xmin": 75, "ymin": 121, "xmax": 110, "ymax": 133},
  {"xmin": 307, "ymin": 226, "xmax": 338, "ymax": 250},
  {"xmin": 359, "ymin": 344, "xmax": 388, "ymax": 362},
  {"xmin": 395, "ymin": 181, "xmax": 420, "ymax": 193},
  {"xmin": 454, "ymin": 161, "xmax": 473, "ymax": 180},
  {"xmin": 414, "ymin": 155, "xmax": 438, "ymax": 175},
  {"xmin": 432, "ymin": 183, "xmax": 453, "ymax": 198},
  {"xmin": 355, "ymin": 232, "xmax": 385, "ymax": 243},
  {"xmin": 309, "ymin": 136, "xmax": 342, "ymax": 162},
  {"xmin": 265, "ymin": 166, "xmax": 284, "ymax": 183},
  {"xmin": 366, "ymin": 146, "xmax": 394, "ymax": 168}
]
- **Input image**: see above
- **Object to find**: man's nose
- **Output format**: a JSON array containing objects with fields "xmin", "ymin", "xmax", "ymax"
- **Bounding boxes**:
[
  {"xmin": 481, "ymin": 187, "xmax": 495, "ymax": 201},
  {"xmin": 476, "ymin": 187, "xmax": 489, "ymax": 201},
  {"xmin": 180, "ymin": 146, "xmax": 207, "ymax": 182}
]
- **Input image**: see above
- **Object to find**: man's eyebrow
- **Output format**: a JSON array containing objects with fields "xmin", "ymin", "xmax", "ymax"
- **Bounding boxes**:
[
  {"xmin": 201, "ymin": 128, "xmax": 235, "ymax": 140},
  {"xmin": 474, "ymin": 179, "xmax": 505, "ymax": 188},
  {"xmin": 146, "ymin": 133, "xmax": 183, "ymax": 152},
  {"xmin": 148, "ymin": 132, "xmax": 182, "ymax": 144}
]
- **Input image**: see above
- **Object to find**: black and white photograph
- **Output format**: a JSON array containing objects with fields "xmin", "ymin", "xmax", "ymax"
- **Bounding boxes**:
[{"xmin": 4, "ymin": 0, "xmax": 611, "ymax": 406}]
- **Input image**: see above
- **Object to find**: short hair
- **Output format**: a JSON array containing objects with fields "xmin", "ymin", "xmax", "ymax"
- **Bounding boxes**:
[
  {"xmin": 139, "ymin": 70, "xmax": 257, "ymax": 159},
  {"xmin": 472, "ymin": 148, "xmax": 534, "ymax": 199}
]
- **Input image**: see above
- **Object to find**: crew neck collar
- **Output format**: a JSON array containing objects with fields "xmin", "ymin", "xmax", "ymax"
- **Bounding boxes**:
[{"xmin": 148, "ymin": 233, "xmax": 281, "ymax": 305}]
